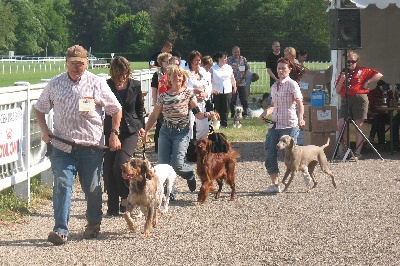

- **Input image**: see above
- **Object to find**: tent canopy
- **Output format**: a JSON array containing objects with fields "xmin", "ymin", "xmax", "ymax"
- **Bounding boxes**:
[{"xmin": 350, "ymin": 0, "xmax": 400, "ymax": 9}]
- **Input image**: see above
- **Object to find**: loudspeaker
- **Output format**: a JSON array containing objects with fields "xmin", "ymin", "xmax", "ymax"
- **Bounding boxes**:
[{"xmin": 330, "ymin": 9, "xmax": 361, "ymax": 50}]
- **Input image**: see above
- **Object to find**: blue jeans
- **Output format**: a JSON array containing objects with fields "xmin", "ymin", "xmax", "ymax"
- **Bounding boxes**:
[
  {"xmin": 49, "ymin": 146, "xmax": 103, "ymax": 236},
  {"xmin": 264, "ymin": 127, "xmax": 299, "ymax": 175},
  {"xmin": 158, "ymin": 125, "xmax": 194, "ymax": 180}
]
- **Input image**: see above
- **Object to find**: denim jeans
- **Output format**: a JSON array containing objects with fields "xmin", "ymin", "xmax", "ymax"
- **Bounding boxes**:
[
  {"xmin": 264, "ymin": 127, "xmax": 299, "ymax": 175},
  {"xmin": 158, "ymin": 125, "xmax": 194, "ymax": 180},
  {"xmin": 49, "ymin": 146, "xmax": 103, "ymax": 236}
]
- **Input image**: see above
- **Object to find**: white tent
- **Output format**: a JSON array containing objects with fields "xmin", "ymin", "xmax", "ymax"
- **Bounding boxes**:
[{"xmin": 330, "ymin": 0, "xmax": 400, "ymax": 107}]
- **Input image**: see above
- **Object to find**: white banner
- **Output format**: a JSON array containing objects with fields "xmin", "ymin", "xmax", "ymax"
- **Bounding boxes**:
[{"xmin": 0, "ymin": 108, "xmax": 23, "ymax": 165}]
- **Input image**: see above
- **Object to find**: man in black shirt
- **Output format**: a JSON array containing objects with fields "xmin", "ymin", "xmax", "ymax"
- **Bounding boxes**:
[
  {"xmin": 149, "ymin": 40, "xmax": 173, "ymax": 68},
  {"xmin": 265, "ymin": 40, "xmax": 284, "ymax": 87}
]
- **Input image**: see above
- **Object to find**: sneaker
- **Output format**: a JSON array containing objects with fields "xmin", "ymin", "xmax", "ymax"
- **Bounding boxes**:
[
  {"xmin": 187, "ymin": 177, "xmax": 196, "ymax": 192},
  {"xmin": 83, "ymin": 223, "xmax": 101, "ymax": 239},
  {"xmin": 106, "ymin": 211, "xmax": 120, "ymax": 217},
  {"xmin": 119, "ymin": 204, "xmax": 126, "ymax": 213},
  {"xmin": 169, "ymin": 193, "xmax": 175, "ymax": 201},
  {"xmin": 265, "ymin": 184, "xmax": 281, "ymax": 193},
  {"xmin": 304, "ymin": 175, "xmax": 312, "ymax": 186},
  {"xmin": 48, "ymin": 231, "xmax": 67, "ymax": 245}
]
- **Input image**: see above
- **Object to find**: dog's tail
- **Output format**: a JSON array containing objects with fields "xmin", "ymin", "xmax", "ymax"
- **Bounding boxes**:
[{"xmin": 322, "ymin": 137, "xmax": 330, "ymax": 150}]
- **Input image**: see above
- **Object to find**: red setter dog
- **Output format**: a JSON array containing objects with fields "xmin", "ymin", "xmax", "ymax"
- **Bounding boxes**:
[{"xmin": 195, "ymin": 133, "xmax": 240, "ymax": 204}]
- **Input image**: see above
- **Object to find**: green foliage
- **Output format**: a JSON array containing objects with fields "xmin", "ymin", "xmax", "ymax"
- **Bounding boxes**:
[
  {"xmin": 0, "ymin": 0, "xmax": 331, "ymax": 61},
  {"xmin": 0, "ymin": 0, "xmax": 17, "ymax": 54},
  {"xmin": 108, "ymin": 11, "xmax": 153, "ymax": 55},
  {"xmin": 0, "ymin": 175, "xmax": 52, "ymax": 223},
  {"xmin": 4, "ymin": 0, "xmax": 45, "ymax": 55}
]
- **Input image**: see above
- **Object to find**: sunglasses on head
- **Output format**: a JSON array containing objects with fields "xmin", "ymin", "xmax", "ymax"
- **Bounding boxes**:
[{"xmin": 347, "ymin": 60, "xmax": 357, "ymax": 64}]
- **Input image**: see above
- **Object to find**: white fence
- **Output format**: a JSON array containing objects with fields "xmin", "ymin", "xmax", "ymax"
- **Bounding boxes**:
[{"xmin": 0, "ymin": 69, "xmax": 155, "ymax": 201}]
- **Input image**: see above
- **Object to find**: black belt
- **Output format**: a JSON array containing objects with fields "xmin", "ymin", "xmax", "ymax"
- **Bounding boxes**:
[{"xmin": 162, "ymin": 121, "xmax": 189, "ymax": 129}]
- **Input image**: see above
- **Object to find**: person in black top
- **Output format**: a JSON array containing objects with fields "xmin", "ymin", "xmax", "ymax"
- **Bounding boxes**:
[
  {"xmin": 266, "ymin": 40, "xmax": 284, "ymax": 87},
  {"xmin": 104, "ymin": 56, "xmax": 146, "ymax": 216},
  {"xmin": 149, "ymin": 40, "xmax": 173, "ymax": 68}
]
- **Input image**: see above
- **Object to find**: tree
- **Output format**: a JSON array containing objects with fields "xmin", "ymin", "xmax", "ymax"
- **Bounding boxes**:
[
  {"xmin": 31, "ymin": 0, "xmax": 71, "ymax": 56},
  {"xmin": 0, "ymin": 0, "xmax": 17, "ymax": 54},
  {"xmin": 4, "ymin": 0, "xmax": 45, "ymax": 55},
  {"xmin": 108, "ymin": 11, "xmax": 153, "ymax": 55}
]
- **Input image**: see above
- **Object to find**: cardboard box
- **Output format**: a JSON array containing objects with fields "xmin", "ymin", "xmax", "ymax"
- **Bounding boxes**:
[
  {"xmin": 300, "ymin": 69, "xmax": 330, "ymax": 101},
  {"xmin": 303, "ymin": 131, "xmax": 337, "ymax": 157},
  {"xmin": 303, "ymin": 105, "xmax": 337, "ymax": 132}
]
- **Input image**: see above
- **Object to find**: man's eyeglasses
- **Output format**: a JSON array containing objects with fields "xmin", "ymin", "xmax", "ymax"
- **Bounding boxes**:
[{"xmin": 347, "ymin": 60, "xmax": 357, "ymax": 64}]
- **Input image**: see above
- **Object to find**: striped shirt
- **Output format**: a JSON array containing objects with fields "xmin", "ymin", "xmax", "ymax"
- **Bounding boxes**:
[
  {"xmin": 157, "ymin": 87, "xmax": 196, "ymax": 127},
  {"xmin": 270, "ymin": 76, "xmax": 303, "ymax": 129},
  {"xmin": 35, "ymin": 71, "xmax": 122, "ymax": 152}
]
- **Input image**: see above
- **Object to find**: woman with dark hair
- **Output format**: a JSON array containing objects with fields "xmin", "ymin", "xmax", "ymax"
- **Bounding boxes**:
[
  {"xmin": 103, "ymin": 56, "xmax": 145, "ymax": 216},
  {"xmin": 211, "ymin": 51, "xmax": 237, "ymax": 128},
  {"xmin": 260, "ymin": 57, "xmax": 305, "ymax": 194},
  {"xmin": 186, "ymin": 50, "xmax": 212, "ymax": 139}
]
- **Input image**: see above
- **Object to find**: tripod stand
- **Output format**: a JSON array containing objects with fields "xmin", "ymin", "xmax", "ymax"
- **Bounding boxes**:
[{"xmin": 330, "ymin": 51, "xmax": 384, "ymax": 162}]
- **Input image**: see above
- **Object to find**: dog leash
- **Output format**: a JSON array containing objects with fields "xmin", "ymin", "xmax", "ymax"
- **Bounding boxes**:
[{"xmin": 47, "ymin": 134, "xmax": 143, "ymax": 159}]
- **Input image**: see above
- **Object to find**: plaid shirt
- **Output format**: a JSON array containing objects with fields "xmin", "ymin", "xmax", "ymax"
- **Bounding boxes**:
[
  {"xmin": 270, "ymin": 76, "xmax": 303, "ymax": 129},
  {"xmin": 35, "ymin": 71, "xmax": 122, "ymax": 152}
]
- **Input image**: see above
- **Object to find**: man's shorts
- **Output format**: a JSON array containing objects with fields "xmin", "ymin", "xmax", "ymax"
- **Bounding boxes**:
[{"xmin": 339, "ymin": 94, "xmax": 368, "ymax": 120}]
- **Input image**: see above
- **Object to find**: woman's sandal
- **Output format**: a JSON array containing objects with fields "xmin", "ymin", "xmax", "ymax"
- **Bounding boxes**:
[{"xmin": 47, "ymin": 231, "xmax": 67, "ymax": 245}]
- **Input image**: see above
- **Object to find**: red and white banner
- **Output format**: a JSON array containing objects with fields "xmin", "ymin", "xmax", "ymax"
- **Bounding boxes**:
[{"xmin": 0, "ymin": 108, "xmax": 23, "ymax": 165}]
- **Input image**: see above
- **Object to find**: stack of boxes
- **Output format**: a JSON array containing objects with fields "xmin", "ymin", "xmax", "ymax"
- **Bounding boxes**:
[{"xmin": 299, "ymin": 66, "xmax": 338, "ymax": 157}]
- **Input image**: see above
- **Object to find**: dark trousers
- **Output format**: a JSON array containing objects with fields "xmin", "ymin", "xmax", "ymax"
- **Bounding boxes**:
[
  {"xmin": 213, "ymin": 92, "xmax": 232, "ymax": 127},
  {"xmin": 104, "ymin": 133, "xmax": 138, "ymax": 213},
  {"xmin": 370, "ymin": 113, "xmax": 400, "ymax": 146},
  {"xmin": 230, "ymin": 85, "xmax": 248, "ymax": 116}
]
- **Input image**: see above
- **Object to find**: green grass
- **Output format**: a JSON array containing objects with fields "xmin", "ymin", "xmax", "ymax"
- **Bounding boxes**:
[
  {"xmin": 0, "ymin": 61, "xmax": 331, "ymax": 89},
  {"xmin": 0, "ymin": 61, "xmax": 150, "ymax": 87},
  {"xmin": 0, "ymin": 175, "xmax": 52, "ymax": 224}
]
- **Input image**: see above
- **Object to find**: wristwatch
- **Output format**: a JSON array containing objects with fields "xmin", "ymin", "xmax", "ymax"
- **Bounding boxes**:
[{"xmin": 111, "ymin": 128, "xmax": 120, "ymax": 135}]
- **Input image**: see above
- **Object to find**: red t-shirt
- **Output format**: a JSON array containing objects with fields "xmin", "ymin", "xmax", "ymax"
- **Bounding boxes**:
[
  {"xmin": 335, "ymin": 66, "xmax": 379, "ymax": 98},
  {"xmin": 158, "ymin": 74, "xmax": 168, "ymax": 94}
]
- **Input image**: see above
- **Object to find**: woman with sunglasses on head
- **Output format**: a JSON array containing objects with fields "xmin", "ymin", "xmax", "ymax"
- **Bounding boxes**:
[
  {"xmin": 335, "ymin": 51, "xmax": 383, "ymax": 159},
  {"xmin": 103, "ymin": 56, "xmax": 146, "ymax": 216},
  {"xmin": 151, "ymin": 52, "xmax": 172, "ymax": 153}
]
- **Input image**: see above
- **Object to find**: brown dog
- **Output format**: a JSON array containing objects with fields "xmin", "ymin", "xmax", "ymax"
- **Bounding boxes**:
[
  {"xmin": 195, "ymin": 133, "xmax": 240, "ymax": 204},
  {"xmin": 121, "ymin": 158, "xmax": 162, "ymax": 237},
  {"xmin": 276, "ymin": 135, "xmax": 337, "ymax": 192}
]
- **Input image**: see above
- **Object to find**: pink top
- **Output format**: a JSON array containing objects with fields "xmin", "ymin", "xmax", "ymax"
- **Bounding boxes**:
[{"xmin": 270, "ymin": 76, "xmax": 303, "ymax": 129}]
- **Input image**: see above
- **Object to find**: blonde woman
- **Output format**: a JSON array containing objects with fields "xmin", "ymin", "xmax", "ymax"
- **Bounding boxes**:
[{"xmin": 143, "ymin": 65, "xmax": 213, "ymax": 193}]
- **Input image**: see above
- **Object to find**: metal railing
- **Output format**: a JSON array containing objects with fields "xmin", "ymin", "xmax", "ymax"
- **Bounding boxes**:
[{"xmin": 0, "ymin": 69, "xmax": 155, "ymax": 201}]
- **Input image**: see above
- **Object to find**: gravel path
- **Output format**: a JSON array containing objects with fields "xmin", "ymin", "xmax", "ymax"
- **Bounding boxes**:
[{"xmin": 1, "ymin": 141, "xmax": 400, "ymax": 266}]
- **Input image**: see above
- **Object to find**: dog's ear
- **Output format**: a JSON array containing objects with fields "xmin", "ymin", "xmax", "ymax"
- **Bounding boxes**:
[
  {"xmin": 141, "ymin": 161, "xmax": 152, "ymax": 180},
  {"xmin": 288, "ymin": 137, "xmax": 295, "ymax": 149}
]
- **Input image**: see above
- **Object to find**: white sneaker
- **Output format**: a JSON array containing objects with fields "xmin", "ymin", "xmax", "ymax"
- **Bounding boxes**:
[
  {"xmin": 265, "ymin": 184, "xmax": 281, "ymax": 193},
  {"xmin": 303, "ymin": 175, "xmax": 312, "ymax": 186}
]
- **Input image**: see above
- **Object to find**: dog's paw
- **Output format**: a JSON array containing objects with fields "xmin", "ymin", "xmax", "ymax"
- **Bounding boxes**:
[{"xmin": 237, "ymin": 124, "xmax": 242, "ymax": 128}]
